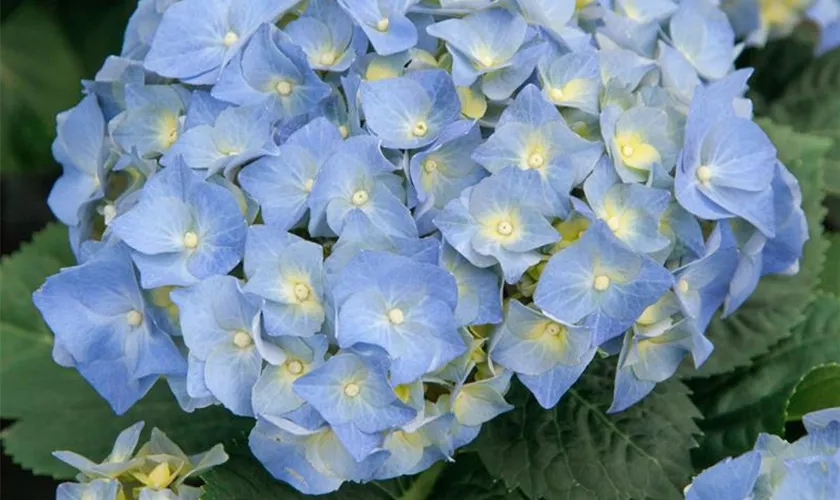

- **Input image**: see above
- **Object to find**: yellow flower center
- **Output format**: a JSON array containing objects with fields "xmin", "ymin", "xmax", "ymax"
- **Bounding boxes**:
[
  {"xmin": 376, "ymin": 17, "xmax": 390, "ymax": 31},
  {"xmin": 319, "ymin": 52, "xmax": 336, "ymax": 65},
  {"xmin": 412, "ymin": 121, "xmax": 428, "ymax": 137},
  {"xmin": 677, "ymin": 279, "xmax": 690, "ymax": 294},
  {"xmin": 528, "ymin": 152, "xmax": 545, "ymax": 169},
  {"xmin": 549, "ymin": 87, "xmax": 565, "ymax": 102},
  {"xmin": 607, "ymin": 216, "xmax": 621, "ymax": 232},
  {"xmin": 287, "ymin": 360, "xmax": 304, "ymax": 375},
  {"xmin": 293, "ymin": 283, "xmax": 311, "ymax": 302},
  {"xmin": 126, "ymin": 309, "xmax": 143, "ymax": 327},
  {"xmin": 423, "ymin": 159, "xmax": 438, "ymax": 174},
  {"xmin": 593, "ymin": 275, "xmax": 611, "ymax": 291},
  {"xmin": 344, "ymin": 382, "xmax": 361, "ymax": 397},
  {"xmin": 496, "ymin": 221, "xmax": 514, "ymax": 236},
  {"xmin": 388, "ymin": 308, "xmax": 405, "ymax": 325},
  {"xmin": 233, "ymin": 330, "xmax": 252, "ymax": 348},
  {"xmin": 338, "ymin": 125, "xmax": 350, "ymax": 138},
  {"xmin": 183, "ymin": 231, "xmax": 199, "ymax": 250},
  {"xmin": 543, "ymin": 322, "xmax": 563, "ymax": 336},
  {"xmin": 275, "ymin": 80, "xmax": 293, "ymax": 96},
  {"xmin": 621, "ymin": 144, "xmax": 635, "ymax": 157},
  {"xmin": 223, "ymin": 31, "xmax": 239, "ymax": 46},
  {"xmin": 351, "ymin": 189, "xmax": 369, "ymax": 206},
  {"xmin": 696, "ymin": 165, "xmax": 713, "ymax": 184}
]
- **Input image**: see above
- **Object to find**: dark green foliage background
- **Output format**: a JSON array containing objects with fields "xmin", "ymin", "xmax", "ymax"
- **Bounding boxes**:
[{"xmin": 1, "ymin": 3, "xmax": 839, "ymax": 499}]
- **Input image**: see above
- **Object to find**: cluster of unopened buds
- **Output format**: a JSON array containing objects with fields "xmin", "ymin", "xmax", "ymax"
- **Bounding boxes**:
[
  {"xmin": 53, "ymin": 422, "xmax": 227, "ymax": 500},
  {"xmin": 34, "ymin": 0, "xmax": 828, "ymax": 494}
]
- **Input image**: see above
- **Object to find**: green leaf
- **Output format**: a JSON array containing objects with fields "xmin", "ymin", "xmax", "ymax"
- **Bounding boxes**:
[
  {"xmin": 0, "ymin": 224, "xmax": 250, "ymax": 479},
  {"xmin": 820, "ymin": 233, "xmax": 840, "ymax": 297},
  {"xmin": 785, "ymin": 363, "xmax": 840, "ymax": 421},
  {"xmin": 472, "ymin": 359, "xmax": 702, "ymax": 500},
  {"xmin": 429, "ymin": 454, "xmax": 523, "ymax": 500},
  {"xmin": 770, "ymin": 47, "xmax": 840, "ymax": 122},
  {"xmin": 0, "ymin": 3, "xmax": 84, "ymax": 175},
  {"xmin": 689, "ymin": 120, "xmax": 829, "ymax": 377},
  {"xmin": 690, "ymin": 294, "xmax": 840, "ymax": 468}
]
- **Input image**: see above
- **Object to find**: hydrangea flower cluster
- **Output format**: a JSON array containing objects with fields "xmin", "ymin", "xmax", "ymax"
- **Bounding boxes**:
[
  {"xmin": 35, "ymin": 0, "xmax": 811, "ymax": 493},
  {"xmin": 53, "ymin": 421, "xmax": 227, "ymax": 500},
  {"xmin": 684, "ymin": 407, "xmax": 840, "ymax": 499}
]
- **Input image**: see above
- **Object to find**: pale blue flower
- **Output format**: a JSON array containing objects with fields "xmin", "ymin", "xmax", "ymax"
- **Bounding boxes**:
[
  {"xmin": 360, "ymin": 70, "xmax": 461, "ymax": 149},
  {"xmin": 331, "ymin": 251, "xmax": 466, "ymax": 384},
  {"xmin": 242, "ymin": 225, "xmax": 326, "ymax": 337},
  {"xmin": 537, "ymin": 50, "xmax": 601, "ymax": 115},
  {"xmin": 213, "ymin": 23, "xmax": 332, "ymax": 118},
  {"xmin": 600, "ymin": 104, "xmax": 679, "ymax": 183},
  {"xmin": 144, "ymin": 0, "xmax": 299, "ymax": 84},
  {"xmin": 684, "ymin": 451, "xmax": 761, "ymax": 500},
  {"xmin": 434, "ymin": 168, "xmax": 559, "ymax": 284},
  {"xmin": 110, "ymin": 161, "xmax": 247, "ymax": 288},
  {"xmin": 239, "ymin": 117, "xmax": 343, "ymax": 230},
  {"xmin": 170, "ymin": 275, "xmax": 264, "ymax": 416},
  {"xmin": 441, "ymin": 244, "xmax": 503, "ymax": 326},
  {"xmin": 285, "ymin": 0, "xmax": 365, "ymax": 72},
  {"xmin": 535, "ymin": 221, "xmax": 674, "ymax": 343},
  {"xmin": 338, "ymin": 0, "xmax": 421, "ymax": 56},
  {"xmin": 111, "ymin": 84, "xmax": 189, "ymax": 159}
]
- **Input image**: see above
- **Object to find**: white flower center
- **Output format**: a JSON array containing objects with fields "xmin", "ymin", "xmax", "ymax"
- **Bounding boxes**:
[
  {"xmin": 351, "ymin": 189, "xmax": 369, "ymax": 206},
  {"xmin": 126, "ymin": 309, "xmax": 144, "ymax": 327},
  {"xmin": 375, "ymin": 17, "xmax": 390, "ymax": 32},
  {"xmin": 593, "ymin": 275, "xmax": 611, "ymax": 291},
  {"xmin": 223, "ymin": 31, "xmax": 239, "ymax": 47},
  {"xmin": 549, "ymin": 87, "xmax": 565, "ymax": 101},
  {"xmin": 319, "ymin": 52, "xmax": 336, "ymax": 65},
  {"xmin": 233, "ymin": 330, "xmax": 252, "ymax": 348},
  {"xmin": 183, "ymin": 231, "xmax": 199, "ymax": 250},
  {"xmin": 496, "ymin": 221, "xmax": 514, "ymax": 236},
  {"xmin": 696, "ymin": 165, "xmax": 713, "ymax": 184},
  {"xmin": 621, "ymin": 145, "xmax": 635, "ymax": 157},
  {"xmin": 338, "ymin": 125, "xmax": 350, "ymax": 138},
  {"xmin": 303, "ymin": 178, "xmax": 314, "ymax": 193},
  {"xmin": 275, "ymin": 80, "xmax": 293, "ymax": 96},
  {"xmin": 287, "ymin": 360, "xmax": 304, "ymax": 375},
  {"xmin": 344, "ymin": 382, "xmax": 361, "ymax": 397},
  {"xmin": 607, "ymin": 216, "xmax": 621, "ymax": 232},
  {"xmin": 528, "ymin": 153, "xmax": 545, "ymax": 168},
  {"xmin": 677, "ymin": 279, "xmax": 690, "ymax": 294},
  {"xmin": 544, "ymin": 322, "xmax": 562, "ymax": 336},
  {"xmin": 412, "ymin": 121, "xmax": 428, "ymax": 137},
  {"xmin": 423, "ymin": 159, "xmax": 438, "ymax": 174},
  {"xmin": 388, "ymin": 308, "xmax": 405, "ymax": 325}
]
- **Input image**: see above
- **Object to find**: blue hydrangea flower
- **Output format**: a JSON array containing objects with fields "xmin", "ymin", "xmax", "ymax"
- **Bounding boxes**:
[
  {"xmin": 600, "ymin": 104, "xmax": 679, "ymax": 183},
  {"xmin": 427, "ymin": 8, "xmax": 545, "ymax": 100},
  {"xmin": 537, "ymin": 50, "xmax": 601, "ymax": 115},
  {"xmin": 684, "ymin": 451, "xmax": 761, "ymax": 500},
  {"xmin": 675, "ymin": 78, "xmax": 778, "ymax": 238},
  {"xmin": 293, "ymin": 349, "xmax": 417, "ymax": 459},
  {"xmin": 144, "ymin": 0, "xmax": 298, "ymax": 84},
  {"xmin": 56, "ymin": 479, "xmax": 121, "ymax": 500},
  {"xmin": 33, "ymin": 246, "xmax": 185, "ymax": 414},
  {"xmin": 121, "ymin": 0, "xmax": 175, "ymax": 60},
  {"xmin": 249, "ymin": 418, "xmax": 387, "ymax": 495},
  {"xmin": 646, "ymin": 164, "xmax": 705, "ymax": 264},
  {"xmin": 375, "ymin": 412, "xmax": 455, "ymax": 479},
  {"xmin": 111, "ymin": 84, "xmax": 188, "ymax": 159},
  {"xmin": 338, "ymin": 0, "xmax": 420, "ymax": 55},
  {"xmin": 251, "ymin": 335, "xmax": 329, "ymax": 421},
  {"xmin": 408, "ymin": 120, "xmax": 488, "ymax": 229},
  {"xmin": 597, "ymin": 8, "xmax": 660, "ymax": 57},
  {"xmin": 161, "ymin": 103, "xmax": 277, "ymax": 177},
  {"xmin": 472, "ymin": 85, "xmax": 603, "ymax": 217},
  {"xmin": 285, "ymin": 0, "xmax": 365, "ymax": 72},
  {"xmin": 213, "ymin": 23, "xmax": 332, "ymax": 118},
  {"xmin": 308, "ymin": 136, "xmax": 416, "ymax": 238},
  {"xmin": 325, "ymin": 211, "xmax": 440, "ymax": 274},
  {"xmin": 514, "ymin": 0, "xmax": 576, "ymax": 36},
  {"xmin": 239, "ymin": 117, "xmax": 342, "ymax": 230},
  {"xmin": 490, "ymin": 300, "xmax": 596, "ymax": 408},
  {"xmin": 673, "ymin": 223, "xmax": 738, "ymax": 333},
  {"xmin": 580, "ymin": 157, "xmax": 671, "ymax": 254},
  {"xmin": 331, "ymin": 251, "xmax": 466, "ymax": 384},
  {"xmin": 170, "ymin": 275, "xmax": 264, "ymax": 416},
  {"xmin": 761, "ymin": 163, "xmax": 809, "ymax": 276},
  {"xmin": 440, "ymin": 244, "xmax": 503, "ymax": 326},
  {"xmin": 360, "ymin": 70, "xmax": 460, "ymax": 150},
  {"xmin": 449, "ymin": 369, "xmax": 513, "ymax": 427},
  {"xmin": 49, "ymin": 95, "xmax": 109, "ymax": 227},
  {"xmin": 110, "ymin": 161, "xmax": 247, "ymax": 287},
  {"xmin": 535, "ymin": 221, "xmax": 674, "ymax": 343},
  {"xmin": 242, "ymin": 225, "xmax": 326, "ymax": 337},
  {"xmin": 435, "ymin": 168, "xmax": 559, "ymax": 284},
  {"xmin": 669, "ymin": 1, "xmax": 736, "ymax": 80}
]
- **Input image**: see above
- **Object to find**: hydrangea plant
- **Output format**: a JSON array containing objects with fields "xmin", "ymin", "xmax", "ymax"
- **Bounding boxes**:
[{"xmin": 25, "ymin": 0, "xmax": 840, "ymax": 496}]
